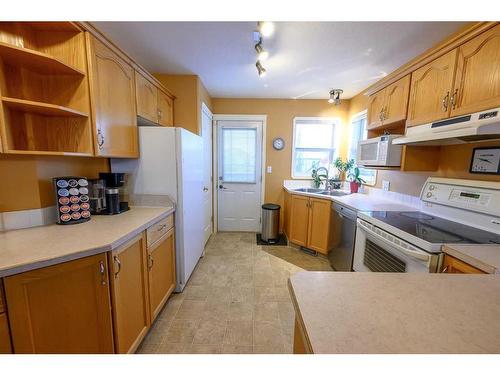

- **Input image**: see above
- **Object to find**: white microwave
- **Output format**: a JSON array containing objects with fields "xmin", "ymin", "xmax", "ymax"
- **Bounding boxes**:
[{"xmin": 357, "ymin": 135, "xmax": 403, "ymax": 167}]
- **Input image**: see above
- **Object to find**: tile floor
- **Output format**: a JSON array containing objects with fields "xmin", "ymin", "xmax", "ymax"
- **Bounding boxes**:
[{"xmin": 136, "ymin": 232, "xmax": 332, "ymax": 354}]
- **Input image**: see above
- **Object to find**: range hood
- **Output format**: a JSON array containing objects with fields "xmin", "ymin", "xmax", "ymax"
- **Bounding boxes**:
[{"xmin": 393, "ymin": 107, "xmax": 500, "ymax": 146}]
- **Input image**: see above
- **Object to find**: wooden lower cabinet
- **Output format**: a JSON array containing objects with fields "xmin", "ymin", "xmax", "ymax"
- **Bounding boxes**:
[
  {"xmin": 108, "ymin": 233, "xmax": 151, "ymax": 354},
  {"xmin": 293, "ymin": 318, "xmax": 310, "ymax": 354},
  {"xmin": 0, "ymin": 313, "xmax": 12, "ymax": 353},
  {"xmin": 4, "ymin": 253, "xmax": 114, "ymax": 353},
  {"xmin": 288, "ymin": 194, "xmax": 332, "ymax": 255},
  {"xmin": 148, "ymin": 228, "xmax": 176, "ymax": 322},
  {"xmin": 441, "ymin": 254, "xmax": 486, "ymax": 274}
]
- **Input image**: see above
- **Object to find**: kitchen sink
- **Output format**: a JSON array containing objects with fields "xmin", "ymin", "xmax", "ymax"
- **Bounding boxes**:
[
  {"xmin": 293, "ymin": 188, "xmax": 324, "ymax": 193},
  {"xmin": 318, "ymin": 191, "xmax": 350, "ymax": 197}
]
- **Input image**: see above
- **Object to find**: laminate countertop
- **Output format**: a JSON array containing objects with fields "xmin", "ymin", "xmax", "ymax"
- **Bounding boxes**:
[
  {"xmin": 443, "ymin": 244, "xmax": 500, "ymax": 274},
  {"xmin": 283, "ymin": 184, "xmax": 415, "ymax": 212},
  {"xmin": 0, "ymin": 206, "xmax": 174, "ymax": 277},
  {"xmin": 288, "ymin": 271, "xmax": 500, "ymax": 353}
]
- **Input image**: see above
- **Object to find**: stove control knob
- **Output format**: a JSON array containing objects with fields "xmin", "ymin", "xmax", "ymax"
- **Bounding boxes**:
[
  {"xmin": 429, "ymin": 185, "xmax": 435, "ymax": 191},
  {"xmin": 426, "ymin": 192, "xmax": 433, "ymax": 198}
]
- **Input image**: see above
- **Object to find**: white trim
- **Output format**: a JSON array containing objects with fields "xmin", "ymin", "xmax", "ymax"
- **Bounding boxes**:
[
  {"xmin": 291, "ymin": 116, "xmax": 342, "ymax": 179},
  {"xmin": 212, "ymin": 114, "xmax": 267, "ymax": 233},
  {"xmin": 201, "ymin": 102, "xmax": 214, "ymax": 243}
]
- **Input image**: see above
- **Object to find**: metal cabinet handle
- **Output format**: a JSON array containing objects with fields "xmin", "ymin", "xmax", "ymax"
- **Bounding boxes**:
[
  {"xmin": 148, "ymin": 254, "xmax": 154, "ymax": 269},
  {"xmin": 157, "ymin": 224, "xmax": 167, "ymax": 232},
  {"xmin": 99, "ymin": 260, "xmax": 107, "ymax": 285},
  {"xmin": 379, "ymin": 109, "xmax": 384, "ymax": 121},
  {"xmin": 450, "ymin": 89, "xmax": 458, "ymax": 109},
  {"xmin": 113, "ymin": 255, "xmax": 121, "ymax": 278},
  {"xmin": 382, "ymin": 106, "xmax": 388, "ymax": 120},
  {"xmin": 158, "ymin": 109, "xmax": 162, "ymax": 119},
  {"xmin": 97, "ymin": 129, "xmax": 105, "ymax": 150},
  {"xmin": 441, "ymin": 265, "xmax": 448, "ymax": 273},
  {"xmin": 441, "ymin": 91, "xmax": 450, "ymax": 112}
]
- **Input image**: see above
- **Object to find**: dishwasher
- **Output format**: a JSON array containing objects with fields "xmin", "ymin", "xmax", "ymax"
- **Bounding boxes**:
[{"xmin": 329, "ymin": 202, "xmax": 357, "ymax": 271}]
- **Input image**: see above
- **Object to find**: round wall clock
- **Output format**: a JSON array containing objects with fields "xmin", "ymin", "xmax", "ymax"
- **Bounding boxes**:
[{"xmin": 272, "ymin": 137, "xmax": 285, "ymax": 150}]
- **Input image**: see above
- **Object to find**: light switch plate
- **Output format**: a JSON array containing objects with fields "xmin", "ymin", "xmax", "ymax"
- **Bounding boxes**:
[
  {"xmin": 382, "ymin": 180, "xmax": 390, "ymax": 191},
  {"xmin": 267, "ymin": 166, "xmax": 272, "ymax": 173}
]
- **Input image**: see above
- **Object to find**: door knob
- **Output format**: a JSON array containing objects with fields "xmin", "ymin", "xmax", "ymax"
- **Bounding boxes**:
[
  {"xmin": 219, "ymin": 185, "xmax": 227, "ymax": 190},
  {"xmin": 203, "ymin": 187, "xmax": 209, "ymax": 192}
]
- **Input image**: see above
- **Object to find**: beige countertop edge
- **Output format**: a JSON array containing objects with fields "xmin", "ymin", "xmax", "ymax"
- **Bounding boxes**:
[
  {"xmin": 442, "ymin": 245, "xmax": 500, "ymax": 275},
  {"xmin": 283, "ymin": 185, "xmax": 414, "ymax": 212},
  {"xmin": 287, "ymin": 278, "xmax": 314, "ymax": 354},
  {"xmin": 0, "ymin": 207, "xmax": 175, "ymax": 278}
]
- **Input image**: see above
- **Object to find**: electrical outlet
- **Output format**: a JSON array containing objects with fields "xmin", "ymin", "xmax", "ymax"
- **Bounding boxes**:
[
  {"xmin": 382, "ymin": 180, "xmax": 390, "ymax": 191},
  {"xmin": 267, "ymin": 166, "xmax": 272, "ymax": 173}
]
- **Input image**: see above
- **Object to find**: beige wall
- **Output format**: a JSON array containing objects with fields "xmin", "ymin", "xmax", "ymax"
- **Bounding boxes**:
[
  {"xmin": 212, "ymin": 98, "xmax": 351, "ymax": 211},
  {"xmin": 0, "ymin": 154, "xmax": 109, "ymax": 212}
]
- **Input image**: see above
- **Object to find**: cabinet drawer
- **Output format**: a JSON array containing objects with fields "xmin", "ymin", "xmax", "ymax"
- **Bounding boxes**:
[
  {"xmin": 0, "ymin": 279, "xmax": 5, "ymax": 313},
  {"xmin": 147, "ymin": 215, "xmax": 174, "ymax": 247}
]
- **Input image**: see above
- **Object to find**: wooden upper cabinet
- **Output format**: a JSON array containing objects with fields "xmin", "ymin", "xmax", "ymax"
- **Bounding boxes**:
[
  {"xmin": 367, "ymin": 89, "xmax": 386, "ymax": 129},
  {"xmin": 407, "ymin": 50, "xmax": 458, "ymax": 127},
  {"xmin": 148, "ymin": 228, "xmax": 176, "ymax": 322},
  {"xmin": 289, "ymin": 195, "xmax": 310, "ymax": 247},
  {"xmin": 307, "ymin": 197, "xmax": 331, "ymax": 255},
  {"xmin": 86, "ymin": 34, "xmax": 139, "ymax": 158},
  {"xmin": 157, "ymin": 89, "xmax": 174, "ymax": 127},
  {"xmin": 451, "ymin": 24, "xmax": 500, "ymax": 116},
  {"xmin": 4, "ymin": 253, "xmax": 114, "ymax": 353},
  {"xmin": 108, "ymin": 233, "xmax": 150, "ymax": 354},
  {"xmin": 383, "ymin": 75, "xmax": 411, "ymax": 125},
  {"xmin": 135, "ymin": 71, "xmax": 158, "ymax": 123},
  {"xmin": 441, "ymin": 254, "xmax": 486, "ymax": 274}
]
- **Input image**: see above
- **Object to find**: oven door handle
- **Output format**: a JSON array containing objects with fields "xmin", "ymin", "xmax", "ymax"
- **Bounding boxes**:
[{"xmin": 358, "ymin": 221, "xmax": 431, "ymax": 262}]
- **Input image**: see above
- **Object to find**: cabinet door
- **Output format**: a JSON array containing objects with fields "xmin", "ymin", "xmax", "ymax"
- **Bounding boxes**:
[
  {"xmin": 0, "ymin": 313, "xmax": 12, "ymax": 354},
  {"xmin": 407, "ymin": 50, "xmax": 458, "ymax": 127},
  {"xmin": 283, "ymin": 190, "xmax": 292, "ymax": 239},
  {"xmin": 383, "ymin": 75, "xmax": 411, "ymax": 125},
  {"xmin": 109, "ymin": 233, "xmax": 150, "ymax": 354},
  {"xmin": 451, "ymin": 24, "xmax": 500, "ymax": 117},
  {"xmin": 135, "ymin": 71, "xmax": 159, "ymax": 123},
  {"xmin": 87, "ymin": 34, "xmax": 139, "ymax": 158},
  {"xmin": 4, "ymin": 254, "xmax": 114, "ymax": 353},
  {"xmin": 157, "ymin": 90, "xmax": 174, "ymax": 127},
  {"xmin": 441, "ymin": 254, "xmax": 485, "ymax": 274},
  {"xmin": 289, "ymin": 195, "xmax": 310, "ymax": 247},
  {"xmin": 306, "ymin": 198, "xmax": 331, "ymax": 255},
  {"xmin": 148, "ymin": 228, "xmax": 176, "ymax": 322},
  {"xmin": 366, "ymin": 89, "xmax": 386, "ymax": 129}
]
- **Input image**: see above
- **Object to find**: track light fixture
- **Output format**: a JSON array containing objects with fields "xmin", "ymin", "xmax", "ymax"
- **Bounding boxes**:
[
  {"xmin": 258, "ymin": 21, "xmax": 275, "ymax": 38},
  {"xmin": 254, "ymin": 39, "xmax": 269, "ymax": 61},
  {"xmin": 328, "ymin": 89, "xmax": 343, "ymax": 105},
  {"xmin": 256, "ymin": 61, "xmax": 266, "ymax": 77}
]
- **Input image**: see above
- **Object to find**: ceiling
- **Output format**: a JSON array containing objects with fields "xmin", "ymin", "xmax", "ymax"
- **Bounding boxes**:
[{"xmin": 94, "ymin": 22, "xmax": 469, "ymax": 100}]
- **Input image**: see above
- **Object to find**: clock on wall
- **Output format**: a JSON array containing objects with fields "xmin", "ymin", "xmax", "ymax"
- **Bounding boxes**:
[{"xmin": 272, "ymin": 137, "xmax": 285, "ymax": 151}]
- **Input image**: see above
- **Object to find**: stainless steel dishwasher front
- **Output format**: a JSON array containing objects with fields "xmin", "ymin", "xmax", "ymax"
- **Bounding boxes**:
[{"xmin": 329, "ymin": 202, "xmax": 358, "ymax": 271}]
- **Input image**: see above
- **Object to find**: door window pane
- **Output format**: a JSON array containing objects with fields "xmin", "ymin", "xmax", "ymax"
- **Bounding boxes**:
[{"xmin": 222, "ymin": 128, "xmax": 257, "ymax": 183}]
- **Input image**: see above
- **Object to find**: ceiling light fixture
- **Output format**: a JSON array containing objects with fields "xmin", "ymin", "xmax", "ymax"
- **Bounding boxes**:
[
  {"xmin": 256, "ymin": 61, "xmax": 266, "ymax": 77},
  {"xmin": 258, "ymin": 21, "xmax": 275, "ymax": 38},
  {"xmin": 254, "ymin": 39, "xmax": 269, "ymax": 61},
  {"xmin": 328, "ymin": 89, "xmax": 343, "ymax": 105}
]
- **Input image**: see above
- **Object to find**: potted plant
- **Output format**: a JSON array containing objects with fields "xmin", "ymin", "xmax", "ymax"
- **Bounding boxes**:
[
  {"xmin": 333, "ymin": 157, "xmax": 355, "ymax": 182},
  {"xmin": 347, "ymin": 167, "xmax": 366, "ymax": 193},
  {"xmin": 311, "ymin": 163, "xmax": 327, "ymax": 188}
]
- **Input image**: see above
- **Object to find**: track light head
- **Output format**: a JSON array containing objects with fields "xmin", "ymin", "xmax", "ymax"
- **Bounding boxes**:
[
  {"xmin": 256, "ymin": 61, "xmax": 266, "ymax": 78},
  {"xmin": 328, "ymin": 89, "xmax": 343, "ymax": 105},
  {"xmin": 258, "ymin": 21, "xmax": 275, "ymax": 38},
  {"xmin": 255, "ymin": 41, "xmax": 269, "ymax": 61}
]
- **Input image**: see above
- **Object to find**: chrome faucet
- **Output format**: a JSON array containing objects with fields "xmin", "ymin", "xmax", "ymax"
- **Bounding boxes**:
[{"xmin": 315, "ymin": 167, "xmax": 331, "ymax": 190}]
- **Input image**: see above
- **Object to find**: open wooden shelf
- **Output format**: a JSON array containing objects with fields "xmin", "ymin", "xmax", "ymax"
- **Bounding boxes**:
[
  {"xmin": 2, "ymin": 97, "xmax": 88, "ymax": 117},
  {"xmin": 4, "ymin": 149, "xmax": 93, "ymax": 157},
  {"xmin": 0, "ymin": 42, "xmax": 85, "ymax": 76}
]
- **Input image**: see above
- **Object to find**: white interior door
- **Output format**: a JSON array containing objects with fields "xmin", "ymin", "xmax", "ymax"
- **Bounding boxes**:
[
  {"xmin": 217, "ymin": 120, "xmax": 262, "ymax": 232},
  {"xmin": 201, "ymin": 104, "xmax": 213, "ymax": 245}
]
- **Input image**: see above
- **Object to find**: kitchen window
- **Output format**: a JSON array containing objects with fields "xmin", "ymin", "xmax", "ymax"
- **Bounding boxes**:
[
  {"xmin": 348, "ymin": 111, "xmax": 377, "ymax": 186},
  {"xmin": 292, "ymin": 117, "xmax": 340, "ymax": 178}
]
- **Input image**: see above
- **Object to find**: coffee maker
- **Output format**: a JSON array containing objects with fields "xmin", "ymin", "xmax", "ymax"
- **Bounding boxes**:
[{"xmin": 88, "ymin": 173, "xmax": 129, "ymax": 215}]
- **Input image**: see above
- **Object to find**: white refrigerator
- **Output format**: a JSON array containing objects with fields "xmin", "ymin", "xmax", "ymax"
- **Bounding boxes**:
[{"xmin": 111, "ymin": 127, "xmax": 204, "ymax": 292}]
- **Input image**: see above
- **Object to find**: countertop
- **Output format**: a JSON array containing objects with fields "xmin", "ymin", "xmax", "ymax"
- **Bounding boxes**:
[
  {"xmin": 283, "ymin": 183, "xmax": 415, "ymax": 212},
  {"xmin": 443, "ymin": 244, "xmax": 500, "ymax": 274},
  {"xmin": 288, "ymin": 271, "xmax": 500, "ymax": 353},
  {"xmin": 0, "ymin": 206, "xmax": 174, "ymax": 277}
]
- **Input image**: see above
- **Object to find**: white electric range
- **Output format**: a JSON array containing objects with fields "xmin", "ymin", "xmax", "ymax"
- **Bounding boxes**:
[{"xmin": 354, "ymin": 177, "xmax": 500, "ymax": 273}]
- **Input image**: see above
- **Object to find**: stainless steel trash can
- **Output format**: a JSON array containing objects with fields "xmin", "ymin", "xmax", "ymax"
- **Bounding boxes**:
[{"xmin": 261, "ymin": 203, "xmax": 280, "ymax": 243}]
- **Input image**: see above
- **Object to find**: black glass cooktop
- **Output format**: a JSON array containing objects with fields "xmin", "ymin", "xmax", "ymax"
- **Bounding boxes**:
[{"xmin": 365, "ymin": 211, "xmax": 500, "ymax": 244}]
